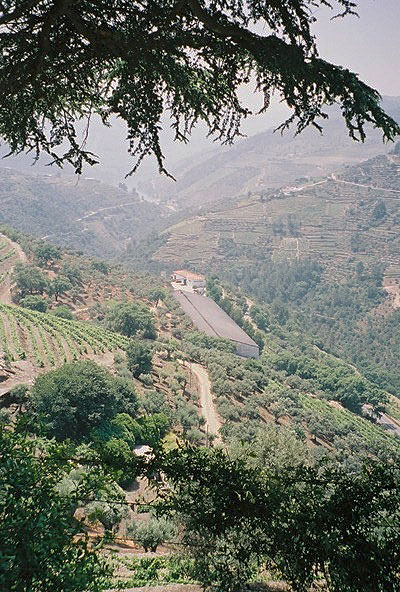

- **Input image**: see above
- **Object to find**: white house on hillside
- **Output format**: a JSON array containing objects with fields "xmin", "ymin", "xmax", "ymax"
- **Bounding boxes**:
[{"xmin": 171, "ymin": 270, "xmax": 206, "ymax": 291}]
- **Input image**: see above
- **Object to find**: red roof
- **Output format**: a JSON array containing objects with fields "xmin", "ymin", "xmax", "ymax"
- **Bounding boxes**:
[{"xmin": 173, "ymin": 270, "xmax": 205, "ymax": 281}]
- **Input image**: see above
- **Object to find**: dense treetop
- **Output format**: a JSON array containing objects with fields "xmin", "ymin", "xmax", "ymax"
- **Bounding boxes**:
[
  {"xmin": 29, "ymin": 360, "xmax": 138, "ymax": 441},
  {"xmin": 0, "ymin": 1, "xmax": 398, "ymax": 175}
]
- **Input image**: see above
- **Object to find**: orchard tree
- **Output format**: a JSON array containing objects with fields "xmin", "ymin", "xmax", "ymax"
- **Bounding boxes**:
[
  {"xmin": 0, "ymin": 2, "xmax": 398, "ymax": 176},
  {"xmin": 48, "ymin": 275, "xmax": 72, "ymax": 301},
  {"xmin": 126, "ymin": 518, "xmax": 176, "ymax": 552},
  {"xmin": 29, "ymin": 360, "xmax": 138, "ymax": 441},
  {"xmin": 34, "ymin": 242, "xmax": 62, "ymax": 267},
  {"xmin": 106, "ymin": 301, "xmax": 156, "ymax": 339},
  {"xmin": 12, "ymin": 263, "xmax": 48, "ymax": 297},
  {"xmin": 126, "ymin": 339, "xmax": 153, "ymax": 378}
]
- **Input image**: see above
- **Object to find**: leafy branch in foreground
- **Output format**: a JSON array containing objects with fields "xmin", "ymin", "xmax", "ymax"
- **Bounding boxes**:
[
  {"xmin": 0, "ymin": 429, "xmax": 113, "ymax": 592},
  {"xmin": 156, "ymin": 446, "xmax": 400, "ymax": 592},
  {"xmin": 0, "ymin": 1, "xmax": 398, "ymax": 175}
]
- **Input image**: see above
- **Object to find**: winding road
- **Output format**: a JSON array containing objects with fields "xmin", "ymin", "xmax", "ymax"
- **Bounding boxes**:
[{"xmin": 189, "ymin": 363, "xmax": 222, "ymax": 444}]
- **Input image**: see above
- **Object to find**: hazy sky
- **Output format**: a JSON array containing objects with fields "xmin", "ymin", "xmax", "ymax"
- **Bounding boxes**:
[
  {"xmin": 163, "ymin": 1, "xmax": 400, "ymax": 149},
  {"xmin": 240, "ymin": 0, "xmax": 400, "ymax": 134},
  {"xmin": 79, "ymin": 2, "xmax": 400, "ymax": 182},
  {"xmin": 314, "ymin": 0, "xmax": 400, "ymax": 96}
]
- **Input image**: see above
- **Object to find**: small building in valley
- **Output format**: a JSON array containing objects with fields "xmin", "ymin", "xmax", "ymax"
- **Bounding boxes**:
[
  {"xmin": 171, "ymin": 269, "xmax": 206, "ymax": 291},
  {"xmin": 173, "ymin": 290, "xmax": 259, "ymax": 359}
]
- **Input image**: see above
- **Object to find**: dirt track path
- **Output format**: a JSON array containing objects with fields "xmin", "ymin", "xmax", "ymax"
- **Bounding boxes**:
[
  {"xmin": 189, "ymin": 363, "xmax": 221, "ymax": 443},
  {"xmin": 0, "ymin": 233, "xmax": 28, "ymax": 305},
  {"xmin": 330, "ymin": 173, "xmax": 400, "ymax": 196}
]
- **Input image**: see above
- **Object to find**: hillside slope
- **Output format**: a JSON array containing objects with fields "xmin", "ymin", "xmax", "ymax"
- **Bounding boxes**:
[
  {"xmin": 147, "ymin": 152, "xmax": 400, "ymax": 281},
  {"xmin": 0, "ymin": 167, "xmax": 168, "ymax": 257}
]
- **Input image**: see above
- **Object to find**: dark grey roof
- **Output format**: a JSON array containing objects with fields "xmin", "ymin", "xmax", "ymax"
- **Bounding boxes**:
[{"xmin": 173, "ymin": 290, "xmax": 259, "ymax": 349}]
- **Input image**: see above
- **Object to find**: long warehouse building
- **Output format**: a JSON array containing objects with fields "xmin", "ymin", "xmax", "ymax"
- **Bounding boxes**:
[{"xmin": 174, "ymin": 290, "xmax": 259, "ymax": 359}]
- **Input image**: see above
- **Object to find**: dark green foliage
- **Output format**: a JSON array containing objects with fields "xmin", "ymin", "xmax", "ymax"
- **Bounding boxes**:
[
  {"xmin": 48, "ymin": 275, "xmax": 72, "ymax": 301},
  {"xmin": 60, "ymin": 261, "xmax": 83, "ymax": 285},
  {"xmin": 141, "ymin": 390, "xmax": 170, "ymax": 416},
  {"xmin": 0, "ymin": 2, "xmax": 398, "ymax": 175},
  {"xmin": 29, "ymin": 360, "xmax": 138, "ymax": 441},
  {"xmin": 91, "ymin": 411, "xmax": 168, "ymax": 485},
  {"xmin": 183, "ymin": 331, "xmax": 236, "ymax": 354},
  {"xmin": 271, "ymin": 351, "xmax": 388, "ymax": 413},
  {"xmin": 0, "ymin": 429, "xmax": 111, "ymax": 592},
  {"xmin": 12, "ymin": 263, "xmax": 47, "ymax": 297},
  {"xmin": 139, "ymin": 413, "xmax": 170, "ymax": 448},
  {"xmin": 106, "ymin": 302, "xmax": 156, "ymax": 339},
  {"xmin": 127, "ymin": 518, "xmax": 176, "ymax": 552},
  {"xmin": 52, "ymin": 304, "xmax": 74, "ymax": 319},
  {"xmin": 91, "ymin": 261, "xmax": 110, "ymax": 275},
  {"xmin": 33, "ymin": 242, "xmax": 61, "ymax": 267},
  {"xmin": 158, "ymin": 446, "xmax": 400, "ymax": 592},
  {"xmin": 19, "ymin": 294, "xmax": 48, "ymax": 312},
  {"xmin": 126, "ymin": 339, "xmax": 153, "ymax": 378},
  {"xmin": 220, "ymin": 257, "xmax": 400, "ymax": 392}
]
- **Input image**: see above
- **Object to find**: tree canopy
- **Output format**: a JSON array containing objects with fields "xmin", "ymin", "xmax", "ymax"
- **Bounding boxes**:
[
  {"xmin": 0, "ymin": 1, "xmax": 398, "ymax": 176},
  {"xmin": 106, "ymin": 301, "xmax": 156, "ymax": 339},
  {"xmin": 126, "ymin": 339, "xmax": 153, "ymax": 378},
  {"xmin": 12, "ymin": 263, "xmax": 48, "ymax": 297},
  {"xmin": 0, "ymin": 429, "xmax": 112, "ymax": 592},
  {"xmin": 157, "ymin": 446, "xmax": 400, "ymax": 592},
  {"xmin": 29, "ymin": 360, "xmax": 138, "ymax": 441}
]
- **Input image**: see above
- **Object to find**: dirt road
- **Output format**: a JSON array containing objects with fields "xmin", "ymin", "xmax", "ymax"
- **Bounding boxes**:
[
  {"xmin": 189, "ymin": 363, "xmax": 221, "ymax": 443},
  {"xmin": 0, "ymin": 233, "xmax": 28, "ymax": 304},
  {"xmin": 377, "ymin": 413, "xmax": 400, "ymax": 437}
]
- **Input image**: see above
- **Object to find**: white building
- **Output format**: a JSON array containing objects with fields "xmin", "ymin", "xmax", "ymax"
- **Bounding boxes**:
[
  {"xmin": 173, "ymin": 290, "xmax": 260, "ymax": 359},
  {"xmin": 171, "ymin": 269, "xmax": 206, "ymax": 291}
]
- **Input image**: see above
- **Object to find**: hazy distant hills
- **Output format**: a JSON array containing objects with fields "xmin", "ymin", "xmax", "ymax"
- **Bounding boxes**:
[
  {"xmin": 139, "ymin": 96, "xmax": 400, "ymax": 210},
  {"xmin": 0, "ymin": 167, "xmax": 168, "ymax": 257}
]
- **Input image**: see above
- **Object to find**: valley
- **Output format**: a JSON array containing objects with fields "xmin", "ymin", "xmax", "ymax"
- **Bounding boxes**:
[
  {"xmin": 2, "ymin": 3, "xmax": 400, "ymax": 591},
  {"xmin": 2, "ymin": 160, "xmax": 400, "ymax": 591},
  {"xmin": 138, "ymin": 97, "xmax": 400, "ymax": 210}
]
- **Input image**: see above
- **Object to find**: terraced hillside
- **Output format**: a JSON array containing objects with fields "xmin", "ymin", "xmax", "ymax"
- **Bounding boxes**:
[
  {"xmin": 139, "ymin": 97, "xmax": 400, "ymax": 210},
  {"xmin": 150, "ymin": 152, "xmax": 400, "ymax": 281}
]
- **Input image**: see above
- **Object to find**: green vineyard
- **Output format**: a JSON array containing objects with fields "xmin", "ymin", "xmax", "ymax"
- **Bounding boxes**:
[{"xmin": 0, "ymin": 303, "xmax": 129, "ymax": 368}]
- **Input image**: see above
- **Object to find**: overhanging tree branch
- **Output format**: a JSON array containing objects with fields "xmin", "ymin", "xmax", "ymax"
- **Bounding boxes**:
[{"xmin": 0, "ymin": 0, "xmax": 398, "ymax": 176}]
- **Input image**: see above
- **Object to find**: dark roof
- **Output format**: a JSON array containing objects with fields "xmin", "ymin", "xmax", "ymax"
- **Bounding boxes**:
[{"xmin": 173, "ymin": 290, "xmax": 259, "ymax": 349}]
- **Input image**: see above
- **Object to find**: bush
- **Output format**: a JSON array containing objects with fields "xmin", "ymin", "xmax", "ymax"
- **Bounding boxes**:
[
  {"xmin": 126, "ymin": 340, "xmax": 153, "ymax": 378},
  {"xmin": 127, "ymin": 518, "xmax": 176, "ymax": 552},
  {"xmin": 106, "ymin": 301, "xmax": 156, "ymax": 339},
  {"xmin": 19, "ymin": 295, "xmax": 48, "ymax": 312},
  {"xmin": 52, "ymin": 304, "xmax": 74, "ymax": 319},
  {"xmin": 29, "ymin": 360, "xmax": 138, "ymax": 441}
]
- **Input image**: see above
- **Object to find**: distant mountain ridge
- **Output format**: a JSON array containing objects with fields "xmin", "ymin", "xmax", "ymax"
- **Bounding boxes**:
[{"xmin": 138, "ymin": 96, "xmax": 400, "ymax": 210}]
